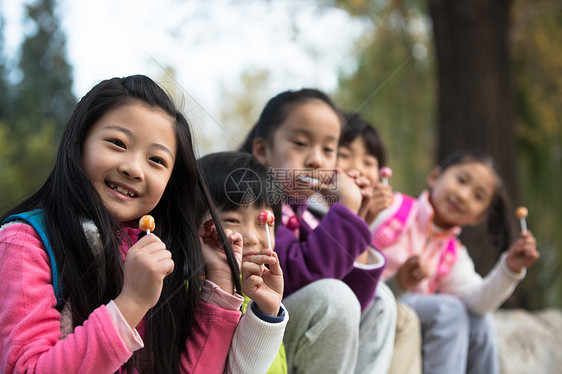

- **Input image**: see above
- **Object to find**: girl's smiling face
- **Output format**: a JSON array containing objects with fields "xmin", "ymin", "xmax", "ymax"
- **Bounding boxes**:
[
  {"xmin": 217, "ymin": 205, "xmax": 276, "ymax": 257},
  {"xmin": 81, "ymin": 101, "xmax": 176, "ymax": 223},
  {"xmin": 428, "ymin": 161, "xmax": 497, "ymax": 229}
]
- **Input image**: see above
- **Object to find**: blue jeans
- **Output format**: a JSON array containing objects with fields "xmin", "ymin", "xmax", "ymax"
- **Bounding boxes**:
[{"xmin": 400, "ymin": 293, "xmax": 499, "ymax": 374}]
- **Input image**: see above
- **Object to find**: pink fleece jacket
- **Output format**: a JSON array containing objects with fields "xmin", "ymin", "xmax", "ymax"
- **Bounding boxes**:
[{"xmin": 0, "ymin": 222, "xmax": 242, "ymax": 373}]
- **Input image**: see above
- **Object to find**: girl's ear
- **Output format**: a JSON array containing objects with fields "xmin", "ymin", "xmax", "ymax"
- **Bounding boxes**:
[
  {"xmin": 426, "ymin": 166, "xmax": 441, "ymax": 189},
  {"xmin": 252, "ymin": 138, "xmax": 268, "ymax": 167}
]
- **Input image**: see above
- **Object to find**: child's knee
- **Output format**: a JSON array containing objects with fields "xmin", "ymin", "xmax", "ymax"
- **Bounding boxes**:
[
  {"xmin": 311, "ymin": 279, "xmax": 361, "ymax": 321},
  {"xmin": 420, "ymin": 294, "xmax": 469, "ymax": 332},
  {"xmin": 434, "ymin": 294, "xmax": 466, "ymax": 315},
  {"xmin": 310, "ymin": 280, "xmax": 361, "ymax": 334},
  {"xmin": 469, "ymin": 313, "xmax": 497, "ymax": 346},
  {"xmin": 287, "ymin": 279, "xmax": 361, "ymax": 345}
]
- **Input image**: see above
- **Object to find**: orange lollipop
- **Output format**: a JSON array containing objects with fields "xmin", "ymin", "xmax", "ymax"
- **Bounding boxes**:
[
  {"xmin": 139, "ymin": 215, "xmax": 155, "ymax": 234},
  {"xmin": 515, "ymin": 207, "xmax": 528, "ymax": 232}
]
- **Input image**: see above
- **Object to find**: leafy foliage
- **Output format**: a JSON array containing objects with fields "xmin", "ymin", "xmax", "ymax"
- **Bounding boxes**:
[
  {"xmin": 329, "ymin": 0, "xmax": 562, "ymax": 309},
  {"xmin": 0, "ymin": 0, "xmax": 74, "ymax": 214},
  {"xmin": 511, "ymin": 1, "xmax": 562, "ymax": 308},
  {"xmin": 334, "ymin": 0, "xmax": 435, "ymax": 196}
]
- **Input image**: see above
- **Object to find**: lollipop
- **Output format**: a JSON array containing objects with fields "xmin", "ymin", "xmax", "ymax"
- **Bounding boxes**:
[
  {"xmin": 299, "ymin": 176, "xmax": 319, "ymax": 184},
  {"xmin": 139, "ymin": 215, "xmax": 155, "ymax": 235},
  {"xmin": 380, "ymin": 167, "xmax": 393, "ymax": 185},
  {"xmin": 515, "ymin": 207, "xmax": 528, "ymax": 233},
  {"xmin": 258, "ymin": 210, "xmax": 275, "ymax": 249}
]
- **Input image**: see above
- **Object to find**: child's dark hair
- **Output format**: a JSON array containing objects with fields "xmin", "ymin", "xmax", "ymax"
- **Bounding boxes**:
[
  {"xmin": 339, "ymin": 110, "xmax": 387, "ymax": 167},
  {"xmin": 240, "ymin": 88, "xmax": 341, "ymax": 153},
  {"xmin": 1, "ymin": 75, "xmax": 240, "ymax": 373},
  {"xmin": 439, "ymin": 150, "xmax": 516, "ymax": 254},
  {"xmin": 197, "ymin": 151, "xmax": 282, "ymax": 231}
]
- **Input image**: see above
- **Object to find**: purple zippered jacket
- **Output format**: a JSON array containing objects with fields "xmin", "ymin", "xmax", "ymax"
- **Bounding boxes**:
[{"xmin": 275, "ymin": 203, "xmax": 385, "ymax": 311}]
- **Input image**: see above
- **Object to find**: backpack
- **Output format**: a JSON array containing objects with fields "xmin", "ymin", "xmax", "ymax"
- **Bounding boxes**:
[
  {"xmin": 2, "ymin": 209, "xmax": 64, "ymax": 309},
  {"xmin": 372, "ymin": 194, "xmax": 459, "ymax": 289}
]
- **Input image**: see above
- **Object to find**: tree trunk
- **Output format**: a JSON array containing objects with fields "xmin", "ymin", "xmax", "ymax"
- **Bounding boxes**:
[
  {"xmin": 429, "ymin": 0, "xmax": 523, "ymax": 307},
  {"xmin": 430, "ymin": 0, "xmax": 517, "ymax": 201}
]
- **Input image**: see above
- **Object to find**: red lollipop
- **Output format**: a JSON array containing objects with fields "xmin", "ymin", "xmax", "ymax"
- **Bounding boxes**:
[
  {"xmin": 258, "ymin": 210, "xmax": 275, "ymax": 249},
  {"xmin": 380, "ymin": 167, "xmax": 393, "ymax": 185}
]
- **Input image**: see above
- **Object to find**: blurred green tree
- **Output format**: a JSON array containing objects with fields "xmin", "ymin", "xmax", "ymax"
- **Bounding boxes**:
[
  {"xmin": 326, "ymin": 0, "xmax": 561, "ymax": 309},
  {"xmin": 333, "ymin": 0, "xmax": 435, "ymax": 196},
  {"xmin": 510, "ymin": 0, "xmax": 562, "ymax": 308},
  {"xmin": 0, "ymin": 14, "xmax": 9, "ymax": 120},
  {"xmin": 0, "ymin": 0, "xmax": 74, "ymax": 213},
  {"xmin": 11, "ymin": 0, "xmax": 75, "ymax": 133}
]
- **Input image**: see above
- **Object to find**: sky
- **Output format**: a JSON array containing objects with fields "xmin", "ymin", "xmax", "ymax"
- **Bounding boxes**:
[{"xmin": 2, "ymin": 0, "xmax": 367, "ymax": 153}]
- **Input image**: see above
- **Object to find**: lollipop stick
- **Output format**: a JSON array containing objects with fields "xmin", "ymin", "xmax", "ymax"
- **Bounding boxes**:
[
  {"xmin": 520, "ymin": 218, "xmax": 527, "ymax": 233},
  {"xmin": 382, "ymin": 178, "xmax": 389, "ymax": 186},
  {"xmin": 265, "ymin": 223, "xmax": 272, "ymax": 249}
]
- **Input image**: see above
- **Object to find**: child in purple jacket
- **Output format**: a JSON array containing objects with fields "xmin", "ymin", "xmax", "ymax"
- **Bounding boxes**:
[
  {"xmin": 336, "ymin": 110, "xmax": 422, "ymax": 374},
  {"xmin": 241, "ymin": 88, "xmax": 395, "ymax": 373}
]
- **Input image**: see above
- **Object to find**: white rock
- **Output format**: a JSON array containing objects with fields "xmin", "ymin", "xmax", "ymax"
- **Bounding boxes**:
[{"xmin": 494, "ymin": 309, "xmax": 562, "ymax": 374}]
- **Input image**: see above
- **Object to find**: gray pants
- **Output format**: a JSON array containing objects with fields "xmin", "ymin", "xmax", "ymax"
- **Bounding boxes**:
[
  {"xmin": 283, "ymin": 279, "xmax": 396, "ymax": 374},
  {"xmin": 400, "ymin": 293, "xmax": 499, "ymax": 374}
]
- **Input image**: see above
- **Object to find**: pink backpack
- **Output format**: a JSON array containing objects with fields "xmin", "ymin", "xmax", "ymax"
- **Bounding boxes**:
[{"xmin": 373, "ymin": 194, "xmax": 459, "ymax": 290}]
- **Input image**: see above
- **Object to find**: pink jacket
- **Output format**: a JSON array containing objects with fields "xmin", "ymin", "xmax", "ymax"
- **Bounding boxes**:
[
  {"xmin": 0, "ymin": 222, "xmax": 242, "ymax": 373},
  {"xmin": 373, "ymin": 191, "xmax": 461, "ymax": 294},
  {"xmin": 372, "ymin": 192, "xmax": 526, "ymax": 315}
]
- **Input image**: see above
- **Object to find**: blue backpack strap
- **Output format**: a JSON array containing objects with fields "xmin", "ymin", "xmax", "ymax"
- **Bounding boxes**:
[{"xmin": 2, "ymin": 209, "xmax": 63, "ymax": 309}]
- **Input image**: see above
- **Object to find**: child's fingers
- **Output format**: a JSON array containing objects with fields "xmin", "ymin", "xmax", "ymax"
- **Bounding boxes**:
[
  {"xmin": 204, "ymin": 219, "xmax": 215, "ymax": 230},
  {"xmin": 411, "ymin": 268, "xmax": 424, "ymax": 280},
  {"xmin": 520, "ymin": 233, "xmax": 535, "ymax": 247},
  {"xmin": 405, "ymin": 255, "xmax": 421, "ymax": 267},
  {"xmin": 242, "ymin": 261, "xmax": 265, "ymax": 279},
  {"xmin": 228, "ymin": 231, "xmax": 243, "ymax": 248},
  {"xmin": 244, "ymin": 254, "xmax": 275, "ymax": 267},
  {"xmin": 354, "ymin": 176, "xmax": 372, "ymax": 189},
  {"xmin": 198, "ymin": 219, "xmax": 215, "ymax": 238},
  {"xmin": 521, "ymin": 236, "xmax": 539, "ymax": 260},
  {"xmin": 150, "ymin": 244, "xmax": 172, "ymax": 260},
  {"xmin": 519, "ymin": 230, "xmax": 536, "ymax": 245},
  {"xmin": 512, "ymin": 232, "xmax": 536, "ymax": 253},
  {"xmin": 246, "ymin": 274, "xmax": 264, "ymax": 288},
  {"xmin": 242, "ymin": 248, "xmax": 273, "ymax": 262},
  {"xmin": 346, "ymin": 169, "xmax": 360, "ymax": 179},
  {"xmin": 143, "ymin": 239, "xmax": 169, "ymax": 256},
  {"xmin": 158, "ymin": 257, "xmax": 175, "ymax": 277},
  {"xmin": 360, "ymin": 186, "xmax": 374, "ymax": 198},
  {"xmin": 268, "ymin": 252, "xmax": 283, "ymax": 276},
  {"xmin": 134, "ymin": 233, "xmax": 164, "ymax": 248},
  {"xmin": 141, "ymin": 244, "xmax": 174, "ymax": 275}
]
